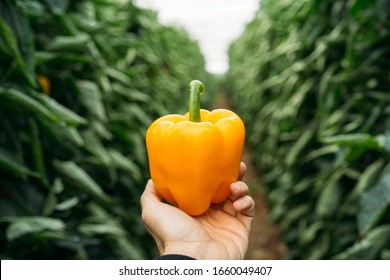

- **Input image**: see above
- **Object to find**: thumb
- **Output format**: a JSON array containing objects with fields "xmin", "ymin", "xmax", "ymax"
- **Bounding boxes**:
[{"xmin": 140, "ymin": 179, "xmax": 162, "ymax": 210}]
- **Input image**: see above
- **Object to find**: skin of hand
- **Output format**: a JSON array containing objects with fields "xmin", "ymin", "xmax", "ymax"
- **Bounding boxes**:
[{"xmin": 140, "ymin": 162, "xmax": 255, "ymax": 260}]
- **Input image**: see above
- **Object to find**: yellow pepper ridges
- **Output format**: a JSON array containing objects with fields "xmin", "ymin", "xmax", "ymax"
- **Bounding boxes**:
[{"xmin": 146, "ymin": 80, "xmax": 245, "ymax": 216}]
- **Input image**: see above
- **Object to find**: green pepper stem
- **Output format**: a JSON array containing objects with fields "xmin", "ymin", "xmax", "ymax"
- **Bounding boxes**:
[{"xmin": 189, "ymin": 80, "xmax": 205, "ymax": 122}]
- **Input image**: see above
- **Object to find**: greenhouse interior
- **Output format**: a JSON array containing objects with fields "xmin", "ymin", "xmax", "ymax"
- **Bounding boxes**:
[{"xmin": 0, "ymin": 0, "xmax": 389, "ymax": 260}]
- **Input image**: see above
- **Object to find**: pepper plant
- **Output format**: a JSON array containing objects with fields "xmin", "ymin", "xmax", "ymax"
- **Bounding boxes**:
[
  {"xmin": 0, "ymin": 0, "xmax": 212, "ymax": 259},
  {"xmin": 228, "ymin": 0, "xmax": 390, "ymax": 259}
]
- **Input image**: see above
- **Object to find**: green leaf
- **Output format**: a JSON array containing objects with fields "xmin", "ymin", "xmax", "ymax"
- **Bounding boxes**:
[
  {"xmin": 35, "ymin": 51, "xmax": 90, "ymax": 65},
  {"xmin": 14, "ymin": 0, "xmax": 45, "ymax": 17},
  {"xmin": 77, "ymin": 80, "xmax": 107, "ymax": 121},
  {"xmin": 321, "ymin": 133, "xmax": 382, "ymax": 150},
  {"xmin": 128, "ymin": 103, "xmax": 153, "ymax": 126},
  {"xmin": 0, "ymin": 87, "xmax": 58, "ymax": 122},
  {"xmin": 0, "ymin": 17, "xmax": 15, "ymax": 56},
  {"xmin": 29, "ymin": 119, "xmax": 48, "ymax": 187},
  {"xmin": 6, "ymin": 217, "xmax": 65, "ymax": 241},
  {"xmin": 307, "ymin": 233, "xmax": 330, "ymax": 260},
  {"xmin": 78, "ymin": 223, "xmax": 126, "ymax": 237},
  {"xmin": 41, "ymin": 191, "xmax": 57, "ymax": 216},
  {"xmin": 108, "ymin": 149, "xmax": 141, "ymax": 181},
  {"xmin": 316, "ymin": 166, "xmax": 346, "ymax": 217},
  {"xmin": 334, "ymin": 225, "xmax": 390, "ymax": 259},
  {"xmin": 91, "ymin": 120, "xmax": 112, "ymax": 140},
  {"xmin": 44, "ymin": 0, "xmax": 70, "ymax": 14},
  {"xmin": 280, "ymin": 204, "xmax": 311, "ymax": 231},
  {"xmin": 0, "ymin": 10, "xmax": 36, "ymax": 86},
  {"xmin": 112, "ymin": 84, "xmax": 151, "ymax": 102},
  {"xmin": 40, "ymin": 120, "xmax": 84, "ymax": 147},
  {"xmin": 46, "ymin": 34, "xmax": 89, "ymax": 51},
  {"xmin": 52, "ymin": 177, "xmax": 64, "ymax": 194},
  {"xmin": 104, "ymin": 67, "xmax": 133, "ymax": 86},
  {"xmin": 81, "ymin": 130, "xmax": 111, "ymax": 166},
  {"xmin": 0, "ymin": 147, "xmax": 38, "ymax": 177},
  {"xmin": 42, "ymin": 178, "xmax": 64, "ymax": 215},
  {"xmin": 298, "ymin": 221, "xmax": 324, "ymax": 246},
  {"xmin": 303, "ymin": 145, "xmax": 338, "ymax": 162},
  {"xmin": 53, "ymin": 160, "xmax": 111, "ymax": 203},
  {"xmin": 84, "ymin": 203, "xmax": 145, "ymax": 259},
  {"xmin": 376, "ymin": 132, "xmax": 390, "ymax": 153},
  {"xmin": 31, "ymin": 91, "xmax": 87, "ymax": 126},
  {"xmin": 55, "ymin": 197, "xmax": 79, "ymax": 211},
  {"xmin": 352, "ymin": 159, "xmax": 384, "ymax": 198},
  {"xmin": 358, "ymin": 173, "xmax": 390, "ymax": 234},
  {"xmin": 280, "ymin": 78, "xmax": 314, "ymax": 119},
  {"xmin": 316, "ymin": 183, "xmax": 342, "ymax": 217},
  {"xmin": 285, "ymin": 127, "xmax": 314, "ymax": 167}
]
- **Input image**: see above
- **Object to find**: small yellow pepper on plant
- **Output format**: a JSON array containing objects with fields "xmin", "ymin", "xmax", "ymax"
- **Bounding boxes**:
[{"xmin": 38, "ymin": 75, "xmax": 50, "ymax": 95}]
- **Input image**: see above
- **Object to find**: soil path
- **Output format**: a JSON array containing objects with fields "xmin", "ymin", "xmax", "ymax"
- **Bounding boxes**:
[{"xmin": 212, "ymin": 90, "xmax": 287, "ymax": 260}]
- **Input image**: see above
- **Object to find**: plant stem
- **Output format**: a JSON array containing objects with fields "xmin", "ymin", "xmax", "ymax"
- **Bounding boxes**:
[{"xmin": 188, "ymin": 80, "xmax": 205, "ymax": 122}]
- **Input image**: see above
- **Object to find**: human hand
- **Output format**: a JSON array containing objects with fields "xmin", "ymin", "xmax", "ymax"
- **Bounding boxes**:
[{"xmin": 140, "ymin": 162, "xmax": 255, "ymax": 260}]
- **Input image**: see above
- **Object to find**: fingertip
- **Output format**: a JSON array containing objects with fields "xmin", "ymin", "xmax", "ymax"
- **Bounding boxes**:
[
  {"xmin": 145, "ymin": 179, "xmax": 153, "ymax": 188},
  {"xmin": 240, "ymin": 161, "xmax": 247, "ymax": 172},
  {"xmin": 230, "ymin": 181, "xmax": 249, "ymax": 198},
  {"xmin": 233, "ymin": 196, "xmax": 255, "ymax": 217},
  {"xmin": 141, "ymin": 179, "xmax": 162, "ymax": 207},
  {"xmin": 145, "ymin": 179, "xmax": 159, "ymax": 193},
  {"xmin": 239, "ymin": 162, "xmax": 247, "ymax": 180},
  {"xmin": 143, "ymin": 179, "xmax": 154, "ymax": 195}
]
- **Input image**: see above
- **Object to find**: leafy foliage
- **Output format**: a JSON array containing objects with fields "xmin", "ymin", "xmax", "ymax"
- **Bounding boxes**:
[
  {"xmin": 0, "ymin": 0, "xmax": 212, "ymax": 259},
  {"xmin": 227, "ymin": 0, "xmax": 390, "ymax": 259}
]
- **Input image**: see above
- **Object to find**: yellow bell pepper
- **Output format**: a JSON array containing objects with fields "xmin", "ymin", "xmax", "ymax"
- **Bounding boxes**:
[{"xmin": 146, "ymin": 80, "xmax": 245, "ymax": 216}]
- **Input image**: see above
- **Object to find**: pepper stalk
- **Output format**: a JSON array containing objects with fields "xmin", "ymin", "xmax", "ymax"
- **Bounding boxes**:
[{"xmin": 188, "ymin": 80, "xmax": 205, "ymax": 122}]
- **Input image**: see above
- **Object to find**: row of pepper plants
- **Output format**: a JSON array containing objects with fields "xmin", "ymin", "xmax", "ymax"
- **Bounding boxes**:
[
  {"xmin": 0, "ymin": 0, "xmax": 212, "ymax": 259},
  {"xmin": 227, "ymin": 0, "xmax": 390, "ymax": 259}
]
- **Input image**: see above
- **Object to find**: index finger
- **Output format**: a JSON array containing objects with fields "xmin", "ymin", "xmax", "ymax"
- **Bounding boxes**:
[{"xmin": 238, "ymin": 162, "xmax": 246, "ymax": 181}]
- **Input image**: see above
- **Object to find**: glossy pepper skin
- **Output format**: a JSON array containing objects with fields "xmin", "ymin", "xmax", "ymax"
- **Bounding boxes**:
[{"xmin": 146, "ymin": 81, "xmax": 245, "ymax": 216}]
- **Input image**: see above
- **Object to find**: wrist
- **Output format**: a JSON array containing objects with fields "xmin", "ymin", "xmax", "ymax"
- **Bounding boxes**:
[
  {"xmin": 155, "ymin": 254, "xmax": 196, "ymax": 260},
  {"xmin": 161, "ymin": 242, "xmax": 205, "ymax": 260}
]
